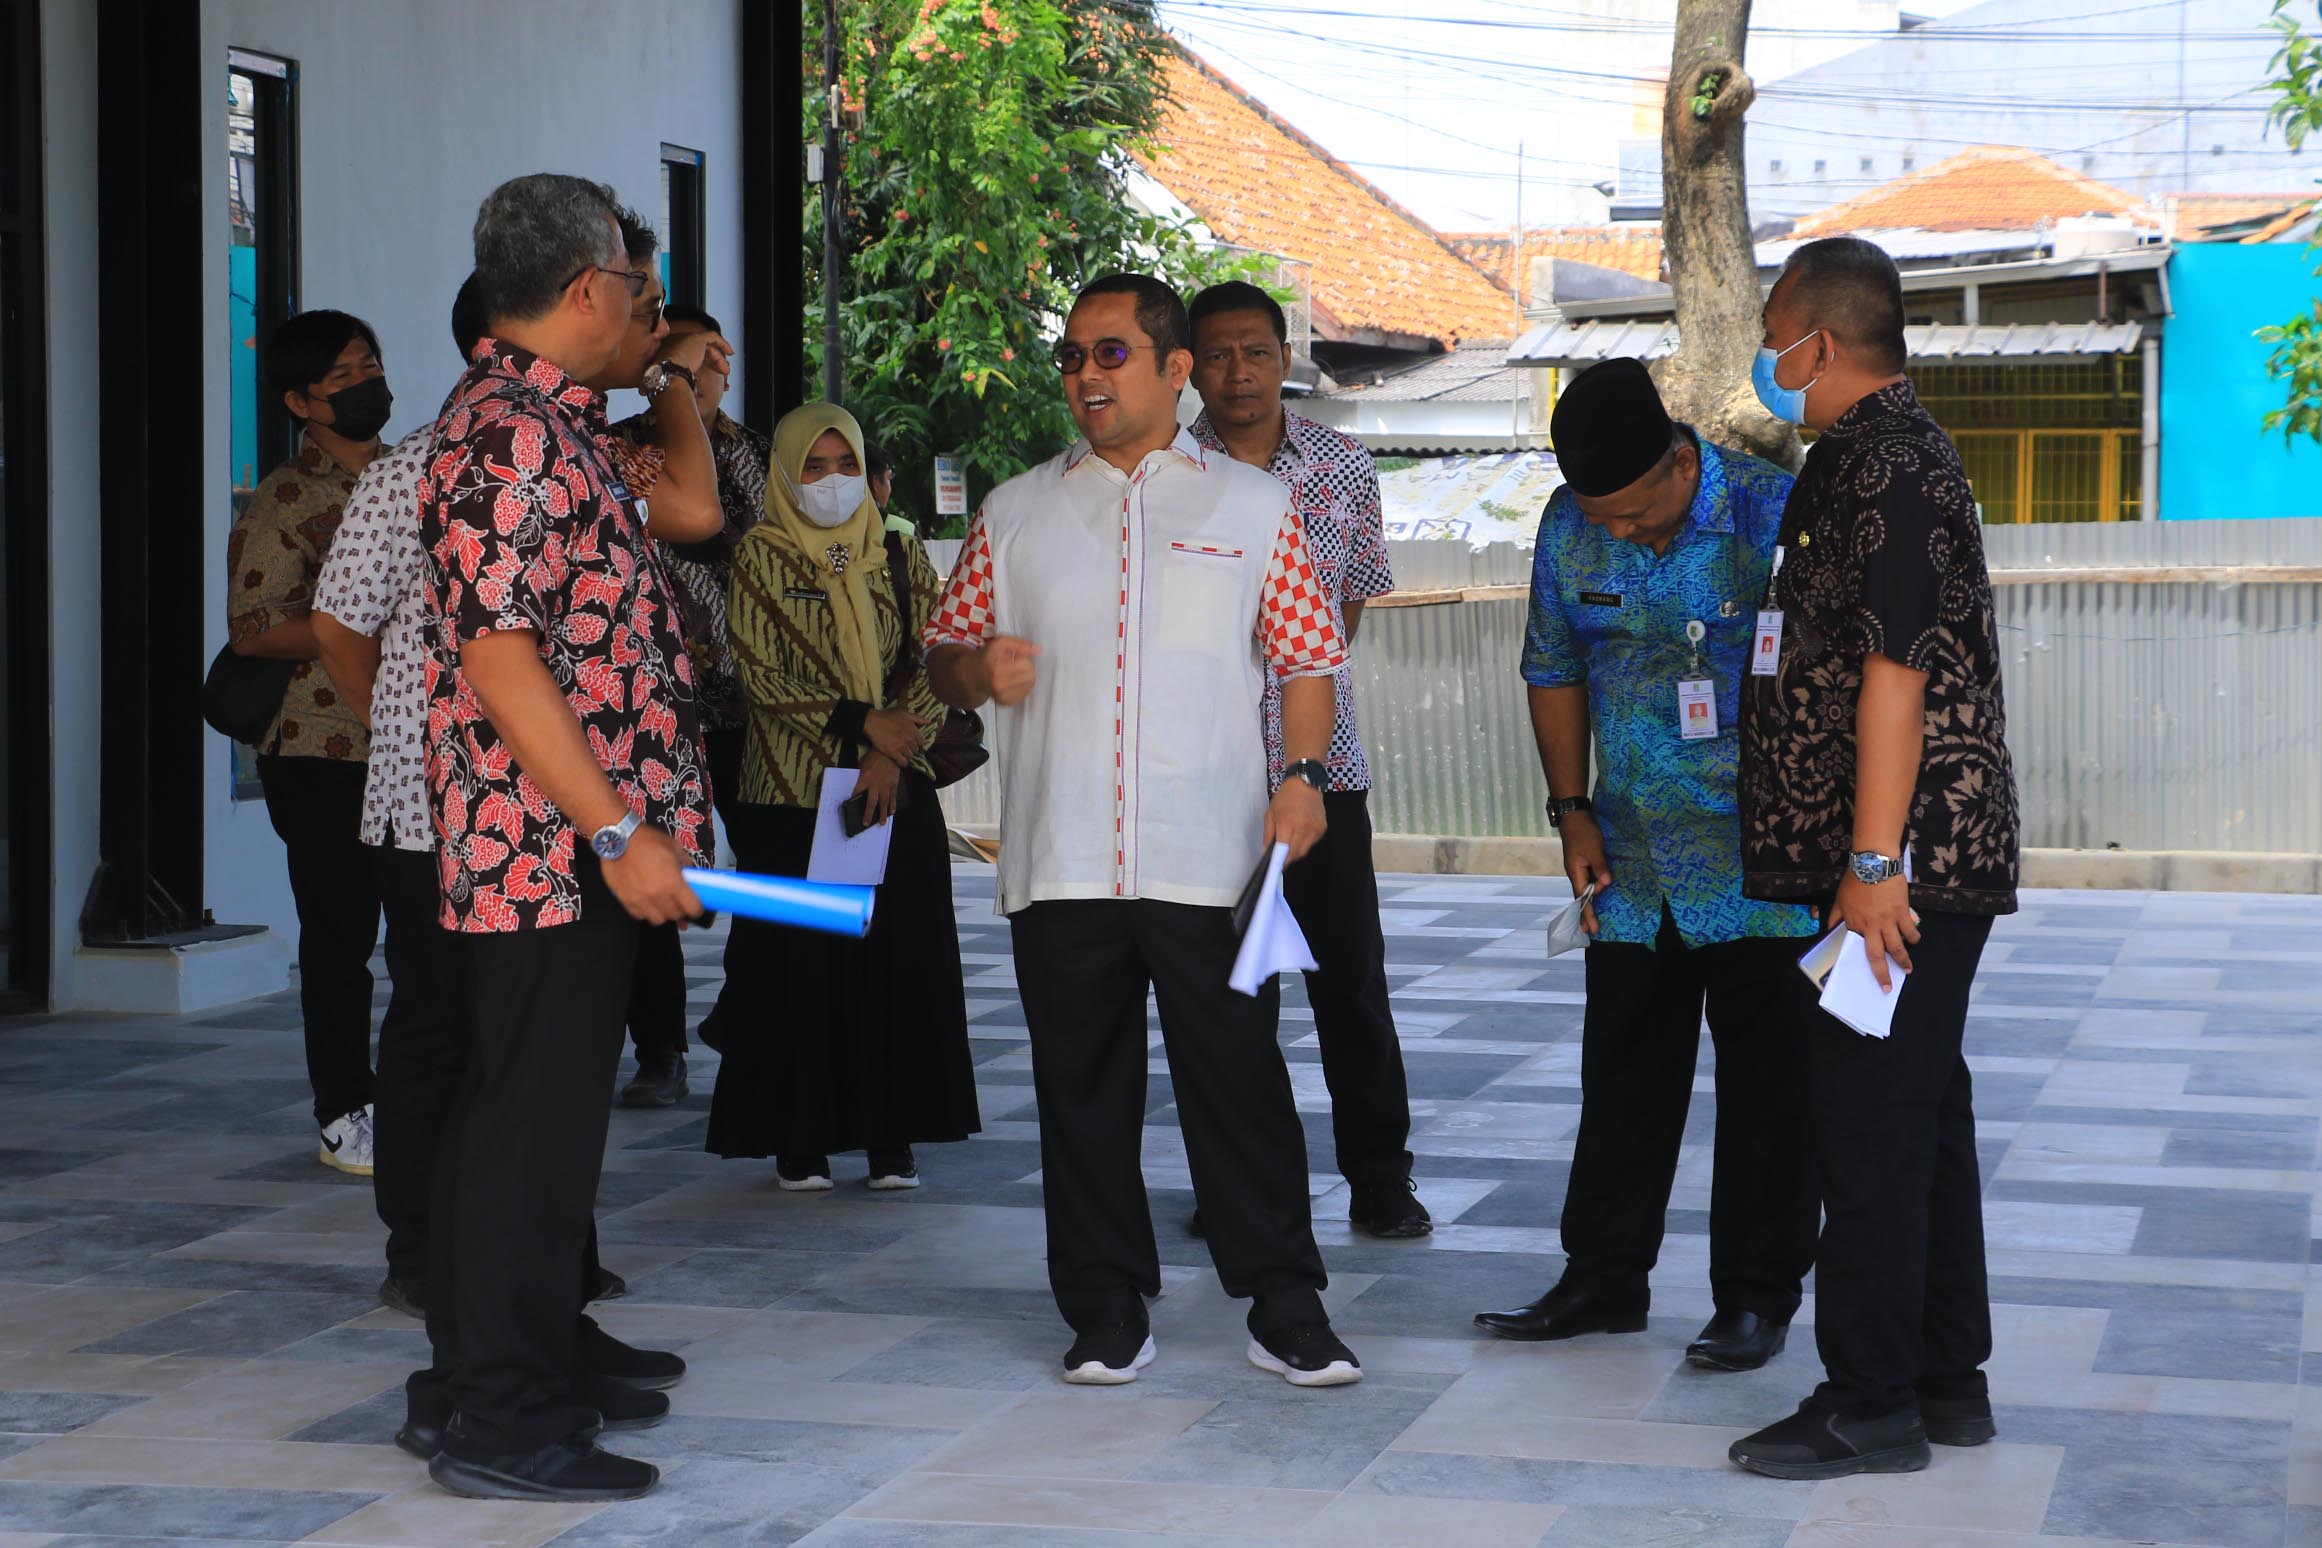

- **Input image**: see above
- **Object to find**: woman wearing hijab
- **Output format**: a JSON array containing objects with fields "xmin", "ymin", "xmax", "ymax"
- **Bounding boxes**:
[{"xmin": 707, "ymin": 403, "xmax": 980, "ymax": 1189}]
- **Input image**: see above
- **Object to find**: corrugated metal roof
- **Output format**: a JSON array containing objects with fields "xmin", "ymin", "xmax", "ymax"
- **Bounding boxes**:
[
  {"xmin": 1508, "ymin": 319, "xmax": 2144, "ymax": 367},
  {"xmin": 1322, "ymin": 343, "xmax": 1523, "ymax": 404}
]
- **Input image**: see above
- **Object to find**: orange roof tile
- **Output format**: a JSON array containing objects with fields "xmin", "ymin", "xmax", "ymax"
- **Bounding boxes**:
[
  {"xmin": 2243, "ymin": 199, "xmax": 2322, "ymax": 244},
  {"xmin": 1443, "ymin": 226, "xmax": 1666, "ymax": 302},
  {"xmin": 1791, "ymin": 145, "xmax": 2150, "ymax": 238},
  {"xmin": 1136, "ymin": 50, "xmax": 1516, "ymax": 350},
  {"xmin": 2159, "ymin": 191, "xmax": 2319, "ymax": 240}
]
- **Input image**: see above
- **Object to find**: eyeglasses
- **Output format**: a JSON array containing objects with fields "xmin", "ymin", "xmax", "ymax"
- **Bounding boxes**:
[
  {"xmin": 1051, "ymin": 338, "xmax": 1158, "ymax": 374},
  {"xmin": 632, "ymin": 300, "xmax": 664, "ymax": 332},
  {"xmin": 566, "ymin": 263, "xmax": 650, "ymax": 300}
]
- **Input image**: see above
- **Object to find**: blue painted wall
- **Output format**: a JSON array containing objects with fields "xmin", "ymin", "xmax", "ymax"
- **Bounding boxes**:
[{"xmin": 2161, "ymin": 243, "xmax": 2322, "ymax": 521}]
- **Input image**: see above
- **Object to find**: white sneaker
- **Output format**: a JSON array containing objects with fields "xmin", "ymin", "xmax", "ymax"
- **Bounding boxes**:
[{"xmin": 320, "ymin": 1106, "xmax": 376, "ymax": 1177}]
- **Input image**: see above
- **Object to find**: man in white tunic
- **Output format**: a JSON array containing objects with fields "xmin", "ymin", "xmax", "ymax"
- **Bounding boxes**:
[{"xmin": 926, "ymin": 274, "xmax": 1361, "ymax": 1388}]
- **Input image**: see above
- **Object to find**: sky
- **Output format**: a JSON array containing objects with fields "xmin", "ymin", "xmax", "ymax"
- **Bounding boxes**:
[{"xmin": 1144, "ymin": 0, "xmax": 2249, "ymax": 232}]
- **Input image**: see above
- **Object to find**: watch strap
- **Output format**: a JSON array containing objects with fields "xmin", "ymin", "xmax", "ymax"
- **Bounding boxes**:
[
  {"xmin": 1546, "ymin": 795, "xmax": 1593, "ymax": 828},
  {"xmin": 1284, "ymin": 759, "xmax": 1329, "ymax": 792}
]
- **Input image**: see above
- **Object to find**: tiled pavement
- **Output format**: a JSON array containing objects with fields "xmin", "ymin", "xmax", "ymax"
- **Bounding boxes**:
[{"xmin": 0, "ymin": 869, "xmax": 2317, "ymax": 1547}]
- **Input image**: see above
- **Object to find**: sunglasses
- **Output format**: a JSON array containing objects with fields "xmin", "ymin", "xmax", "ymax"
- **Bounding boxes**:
[{"xmin": 1051, "ymin": 338, "xmax": 1160, "ymax": 374}]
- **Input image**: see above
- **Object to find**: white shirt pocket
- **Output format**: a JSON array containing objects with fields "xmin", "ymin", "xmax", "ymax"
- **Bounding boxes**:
[{"xmin": 1156, "ymin": 541, "xmax": 1248, "ymax": 655}]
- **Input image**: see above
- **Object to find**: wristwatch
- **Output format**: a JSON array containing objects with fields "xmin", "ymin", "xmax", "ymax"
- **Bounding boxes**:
[
  {"xmin": 591, "ymin": 810, "xmax": 644, "ymax": 861},
  {"xmin": 1545, "ymin": 795, "xmax": 1594, "ymax": 829},
  {"xmin": 640, "ymin": 361, "xmax": 696, "ymax": 400},
  {"xmin": 1848, "ymin": 850, "xmax": 1906, "ymax": 885},
  {"xmin": 1284, "ymin": 759, "xmax": 1330, "ymax": 793}
]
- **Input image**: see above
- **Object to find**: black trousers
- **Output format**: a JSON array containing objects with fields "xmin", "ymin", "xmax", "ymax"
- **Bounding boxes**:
[
  {"xmin": 370, "ymin": 844, "xmax": 469, "ymax": 1287},
  {"xmin": 1560, "ymin": 909, "xmax": 1820, "ymax": 1323},
  {"xmin": 420, "ymin": 857, "xmax": 640, "ymax": 1454},
  {"xmin": 1278, "ymin": 789, "xmax": 1413, "ymax": 1187},
  {"xmin": 256, "ymin": 755, "xmax": 381, "ymax": 1126},
  {"xmin": 1011, "ymin": 899, "xmax": 1328, "ymax": 1336},
  {"xmin": 1806, "ymin": 911, "xmax": 1995, "ymax": 1417}
]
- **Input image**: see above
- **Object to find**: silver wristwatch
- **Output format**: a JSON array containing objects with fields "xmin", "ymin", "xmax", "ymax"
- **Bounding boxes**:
[
  {"xmin": 640, "ymin": 361, "xmax": 694, "ymax": 401},
  {"xmin": 1848, "ymin": 850, "xmax": 1905, "ymax": 885},
  {"xmin": 591, "ymin": 810, "xmax": 644, "ymax": 861}
]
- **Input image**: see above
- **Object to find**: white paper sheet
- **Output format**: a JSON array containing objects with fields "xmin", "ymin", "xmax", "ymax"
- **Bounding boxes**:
[
  {"xmin": 806, "ymin": 768, "xmax": 895, "ymax": 885},
  {"xmin": 1812, "ymin": 927, "xmax": 1910, "ymax": 1039},
  {"xmin": 1229, "ymin": 843, "xmax": 1318, "ymax": 996},
  {"xmin": 1544, "ymin": 884, "xmax": 1594, "ymax": 958}
]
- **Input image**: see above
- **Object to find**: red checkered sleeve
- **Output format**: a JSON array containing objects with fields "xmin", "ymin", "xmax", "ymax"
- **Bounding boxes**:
[
  {"xmin": 1259, "ymin": 509, "xmax": 1348, "ymax": 677},
  {"xmin": 922, "ymin": 508, "xmax": 998, "ymax": 650}
]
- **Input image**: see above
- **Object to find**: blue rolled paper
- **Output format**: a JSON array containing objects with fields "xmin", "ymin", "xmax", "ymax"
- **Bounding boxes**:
[{"xmin": 683, "ymin": 868, "xmax": 877, "ymax": 938}]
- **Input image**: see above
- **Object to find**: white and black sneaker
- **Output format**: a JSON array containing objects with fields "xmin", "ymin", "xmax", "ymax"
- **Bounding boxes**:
[
  {"xmin": 1247, "ymin": 1322, "xmax": 1363, "ymax": 1388},
  {"xmin": 774, "ymin": 1155, "xmax": 834, "ymax": 1192},
  {"xmin": 320, "ymin": 1106, "xmax": 376, "ymax": 1177},
  {"xmin": 1062, "ymin": 1324, "xmax": 1156, "ymax": 1386},
  {"xmin": 867, "ymin": 1148, "xmax": 920, "ymax": 1191}
]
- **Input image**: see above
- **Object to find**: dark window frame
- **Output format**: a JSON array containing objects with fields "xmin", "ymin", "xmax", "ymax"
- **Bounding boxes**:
[{"xmin": 660, "ymin": 142, "xmax": 705, "ymax": 310}]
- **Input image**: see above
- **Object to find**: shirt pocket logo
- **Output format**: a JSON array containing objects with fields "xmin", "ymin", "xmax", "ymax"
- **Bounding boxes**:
[{"xmin": 1157, "ymin": 542, "xmax": 1248, "ymax": 655}]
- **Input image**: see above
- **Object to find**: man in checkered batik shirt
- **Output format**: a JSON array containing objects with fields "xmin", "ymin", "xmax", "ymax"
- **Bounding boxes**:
[
  {"xmin": 926, "ymin": 274, "xmax": 1365, "ymax": 1391},
  {"xmin": 1188, "ymin": 280, "xmax": 1430, "ymax": 1241}
]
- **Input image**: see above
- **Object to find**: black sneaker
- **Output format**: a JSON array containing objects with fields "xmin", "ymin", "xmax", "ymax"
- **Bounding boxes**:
[
  {"xmin": 1729, "ymin": 1401, "xmax": 1931, "ymax": 1480},
  {"xmin": 378, "ymin": 1274, "xmax": 425, "ymax": 1319},
  {"xmin": 399, "ymin": 1409, "xmax": 602, "ymax": 1462},
  {"xmin": 428, "ymin": 1423, "xmax": 658, "ymax": 1502},
  {"xmin": 1348, "ymin": 1179, "xmax": 1433, "ymax": 1239},
  {"xmin": 593, "ymin": 1267, "xmax": 628, "ymax": 1303},
  {"xmin": 1920, "ymin": 1392, "xmax": 1997, "ymax": 1447},
  {"xmin": 619, "ymin": 1052, "xmax": 689, "ymax": 1109},
  {"xmin": 1062, "ymin": 1324, "xmax": 1156, "ymax": 1385},
  {"xmin": 576, "ymin": 1372, "xmax": 670, "ymax": 1431},
  {"xmin": 1246, "ymin": 1322, "xmax": 1363, "ymax": 1388},
  {"xmin": 867, "ymin": 1147, "xmax": 920, "ymax": 1190},
  {"xmin": 776, "ymin": 1154, "xmax": 834, "ymax": 1192},
  {"xmin": 578, "ymin": 1318, "xmax": 687, "ymax": 1391}
]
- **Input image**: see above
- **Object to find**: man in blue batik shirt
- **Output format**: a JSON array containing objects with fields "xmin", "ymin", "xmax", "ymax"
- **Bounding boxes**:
[{"xmin": 1474, "ymin": 358, "xmax": 1821, "ymax": 1374}]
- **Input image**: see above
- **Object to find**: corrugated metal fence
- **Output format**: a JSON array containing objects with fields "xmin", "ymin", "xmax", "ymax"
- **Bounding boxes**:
[{"xmin": 926, "ymin": 521, "xmax": 2322, "ymax": 854}]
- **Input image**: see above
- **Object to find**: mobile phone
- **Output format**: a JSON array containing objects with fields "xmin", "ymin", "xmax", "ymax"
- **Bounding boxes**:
[{"xmin": 841, "ymin": 791, "xmax": 873, "ymax": 838}]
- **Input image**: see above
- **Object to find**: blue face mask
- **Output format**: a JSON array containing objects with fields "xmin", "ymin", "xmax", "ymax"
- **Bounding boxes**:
[{"xmin": 1752, "ymin": 330, "xmax": 1822, "ymax": 425}]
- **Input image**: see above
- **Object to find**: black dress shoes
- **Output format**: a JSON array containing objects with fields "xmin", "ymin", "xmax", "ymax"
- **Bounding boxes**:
[
  {"xmin": 1473, "ymin": 1281, "xmax": 1649, "ymax": 1341},
  {"xmin": 1685, "ymin": 1310, "xmax": 1789, "ymax": 1371},
  {"xmin": 1729, "ymin": 1401, "xmax": 1931, "ymax": 1480}
]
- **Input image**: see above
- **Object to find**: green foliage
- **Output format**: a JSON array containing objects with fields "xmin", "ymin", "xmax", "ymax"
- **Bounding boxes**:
[
  {"xmin": 1689, "ymin": 71, "xmax": 1723, "ymax": 120},
  {"xmin": 811, "ymin": 0, "xmax": 1254, "ymax": 534},
  {"xmin": 2261, "ymin": 1, "xmax": 2322, "ymax": 442}
]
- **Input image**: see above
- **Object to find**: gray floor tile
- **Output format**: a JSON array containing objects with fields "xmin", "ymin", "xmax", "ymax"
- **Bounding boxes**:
[{"xmin": 0, "ymin": 1481, "xmax": 369, "ymax": 1540}]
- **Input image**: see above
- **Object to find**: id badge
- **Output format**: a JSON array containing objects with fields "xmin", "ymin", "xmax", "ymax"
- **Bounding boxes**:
[
  {"xmin": 1750, "ymin": 610, "xmax": 1785, "ymax": 676},
  {"xmin": 1677, "ymin": 677, "xmax": 1718, "ymax": 740}
]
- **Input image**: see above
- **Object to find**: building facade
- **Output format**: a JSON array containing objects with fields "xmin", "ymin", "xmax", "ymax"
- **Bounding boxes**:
[{"xmin": 2, "ymin": 0, "xmax": 805, "ymax": 1013}]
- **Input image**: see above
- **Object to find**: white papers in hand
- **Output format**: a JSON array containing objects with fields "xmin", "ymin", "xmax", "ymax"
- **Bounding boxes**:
[
  {"xmin": 1544, "ymin": 884, "xmax": 1594, "ymax": 958},
  {"xmin": 1802, "ymin": 925, "xmax": 1909, "ymax": 1039},
  {"xmin": 1228, "ymin": 843, "xmax": 1318, "ymax": 997},
  {"xmin": 806, "ymin": 768, "xmax": 895, "ymax": 885}
]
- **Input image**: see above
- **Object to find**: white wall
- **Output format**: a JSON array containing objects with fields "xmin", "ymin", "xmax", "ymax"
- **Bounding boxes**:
[
  {"xmin": 196, "ymin": 0, "xmax": 749, "ymax": 944},
  {"xmin": 35, "ymin": 1, "xmax": 748, "ymax": 1005}
]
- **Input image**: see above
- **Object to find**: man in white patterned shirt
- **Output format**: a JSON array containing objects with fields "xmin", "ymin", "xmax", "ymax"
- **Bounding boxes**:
[
  {"xmin": 1188, "ymin": 281, "xmax": 1427, "ymax": 1242},
  {"xmin": 926, "ymin": 274, "xmax": 1362, "ymax": 1391},
  {"xmin": 313, "ymin": 288, "xmax": 480, "ymax": 1320}
]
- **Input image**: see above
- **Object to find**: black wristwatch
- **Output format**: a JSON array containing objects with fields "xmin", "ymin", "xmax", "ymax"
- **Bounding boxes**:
[
  {"xmin": 1284, "ymin": 759, "xmax": 1330, "ymax": 793},
  {"xmin": 1545, "ymin": 795, "xmax": 1594, "ymax": 829}
]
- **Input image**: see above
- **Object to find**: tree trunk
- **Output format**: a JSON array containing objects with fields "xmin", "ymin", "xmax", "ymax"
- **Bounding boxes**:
[{"xmin": 1656, "ymin": 0, "xmax": 1800, "ymax": 469}]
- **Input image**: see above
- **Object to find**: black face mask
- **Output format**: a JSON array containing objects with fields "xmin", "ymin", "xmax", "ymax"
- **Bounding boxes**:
[{"xmin": 319, "ymin": 376, "xmax": 393, "ymax": 442}]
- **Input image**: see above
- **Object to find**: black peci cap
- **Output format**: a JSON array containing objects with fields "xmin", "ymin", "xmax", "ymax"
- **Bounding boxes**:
[{"xmin": 1549, "ymin": 357, "xmax": 1674, "ymax": 497}]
